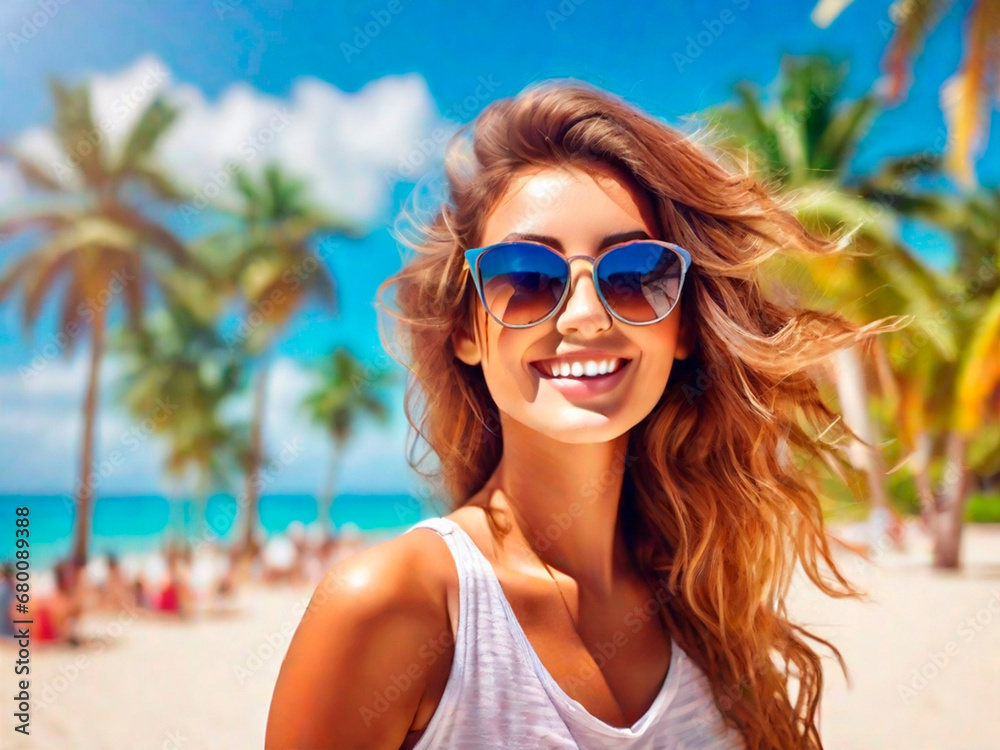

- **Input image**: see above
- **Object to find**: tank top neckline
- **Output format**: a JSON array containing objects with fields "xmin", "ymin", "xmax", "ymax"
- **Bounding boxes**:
[{"xmin": 433, "ymin": 514, "xmax": 684, "ymax": 739}]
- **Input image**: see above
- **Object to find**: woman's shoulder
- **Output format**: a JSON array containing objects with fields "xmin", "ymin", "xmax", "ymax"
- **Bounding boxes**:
[
  {"xmin": 312, "ymin": 521, "xmax": 461, "ymax": 623},
  {"xmin": 266, "ymin": 525, "xmax": 462, "ymax": 747}
]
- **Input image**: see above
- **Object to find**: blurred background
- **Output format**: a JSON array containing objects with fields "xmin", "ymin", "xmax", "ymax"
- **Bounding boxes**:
[{"xmin": 0, "ymin": 1, "xmax": 998, "ymax": 748}]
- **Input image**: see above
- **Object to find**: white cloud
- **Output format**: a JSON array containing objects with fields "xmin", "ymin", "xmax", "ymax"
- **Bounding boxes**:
[
  {"xmin": 6, "ymin": 54, "xmax": 446, "ymax": 227},
  {"xmin": 157, "ymin": 70, "xmax": 444, "ymax": 225},
  {"xmin": 89, "ymin": 53, "xmax": 172, "ymax": 163}
]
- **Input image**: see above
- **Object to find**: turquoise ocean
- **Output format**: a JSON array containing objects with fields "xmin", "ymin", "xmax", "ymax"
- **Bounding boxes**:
[{"xmin": 0, "ymin": 493, "xmax": 444, "ymax": 569}]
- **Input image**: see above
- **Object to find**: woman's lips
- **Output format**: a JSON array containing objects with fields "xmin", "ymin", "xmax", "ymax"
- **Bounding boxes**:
[{"xmin": 530, "ymin": 359, "xmax": 633, "ymax": 399}]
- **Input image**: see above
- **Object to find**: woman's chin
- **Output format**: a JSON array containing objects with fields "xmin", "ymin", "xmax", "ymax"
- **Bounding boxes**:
[{"xmin": 520, "ymin": 409, "xmax": 628, "ymax": 443}]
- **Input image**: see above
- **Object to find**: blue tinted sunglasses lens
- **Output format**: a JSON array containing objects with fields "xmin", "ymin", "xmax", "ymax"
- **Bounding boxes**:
[
  {"xmin": 478, "ymin": 243, "xmax": 567, "ymax": 326},
  {"xmin": 596, "ymin": 242, "xmax": 685, "ymax": 323}
]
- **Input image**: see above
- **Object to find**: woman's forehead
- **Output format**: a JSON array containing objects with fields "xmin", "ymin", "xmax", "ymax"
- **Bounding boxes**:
[{"xmin": 480, "ymin": 164, "xmax": 657, "ymax": 243}]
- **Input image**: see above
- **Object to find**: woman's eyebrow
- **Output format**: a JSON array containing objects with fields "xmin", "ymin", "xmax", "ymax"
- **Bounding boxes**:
[{"xmin": 500, "ymin": 229, "xmax": 652, "ymax": 253}]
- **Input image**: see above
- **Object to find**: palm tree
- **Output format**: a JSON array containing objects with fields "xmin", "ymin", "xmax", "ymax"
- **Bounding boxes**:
[
  {"xmin": 301, "ymin": 346, "xmax": 398, "ymax": 537},
  {"xmin": 812, "ymin": 0, "xmax": 1000, "ymax": 187},
  {"xmin": 198, "ymin": 165, "xmax": 361, "ymax": 555},
  {"xmin": 113, "ymin": 295, "xmax": 248, "ymax": 542},
  {"xmin": 704, "ymin": 54, "xmax": 1000, "ymax": 568},
  {"xmin": 699, "ymin": 55, "xmax": 940, "ymax": 539},
  {"xmin": 0, "ymin": 79, "xmax": 204, "ymax": 563},
  {"xmin": 866, "ymin": 186, "xmax": 1000, "ymax": 567}
]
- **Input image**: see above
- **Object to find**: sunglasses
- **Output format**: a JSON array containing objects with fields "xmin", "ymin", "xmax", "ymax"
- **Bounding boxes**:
[{"xmin": 463, "ymin": 239, "xmax": 691, "ymax": 328}]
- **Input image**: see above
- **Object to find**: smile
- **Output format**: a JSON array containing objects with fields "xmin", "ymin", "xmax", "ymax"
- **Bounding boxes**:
[
  {"xmin": 531, "ymin": 357, "xmax": 630, "ymax": 379},
  {"xmin": 529, "ymin": 357, "xmax": 633, "ymax": 399}
]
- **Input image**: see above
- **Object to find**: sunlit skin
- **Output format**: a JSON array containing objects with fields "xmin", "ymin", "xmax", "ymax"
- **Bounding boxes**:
[{"xmin": 452, "ymin": 163, "xmax": 693, "ymax": 598}]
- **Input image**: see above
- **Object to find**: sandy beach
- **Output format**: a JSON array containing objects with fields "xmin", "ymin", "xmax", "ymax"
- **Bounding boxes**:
[{"xmin": 3, "ymin": 523, "xmax": 999, "ymax": 749}]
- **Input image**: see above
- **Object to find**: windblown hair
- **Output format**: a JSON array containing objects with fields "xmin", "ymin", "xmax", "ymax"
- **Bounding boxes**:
[{"xmin": 376, "ymin": 80, "xmax": 903, "ymax": 749}]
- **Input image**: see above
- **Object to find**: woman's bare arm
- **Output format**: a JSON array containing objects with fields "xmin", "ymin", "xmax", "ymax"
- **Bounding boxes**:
[{"xmin": 265, "ymin": 532, "xmax": 451, "ymax": 749}]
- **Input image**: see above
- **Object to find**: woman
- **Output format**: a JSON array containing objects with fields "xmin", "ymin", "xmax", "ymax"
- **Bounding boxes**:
[{"xmin": 266, "ymin": 80, "xmax": 903, "ymax": 749}]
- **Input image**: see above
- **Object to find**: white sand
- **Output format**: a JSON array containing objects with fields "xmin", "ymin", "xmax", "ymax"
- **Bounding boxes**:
[{"xmin": 3, "ymin": 524, "xmax": 999, "ymax": 749}]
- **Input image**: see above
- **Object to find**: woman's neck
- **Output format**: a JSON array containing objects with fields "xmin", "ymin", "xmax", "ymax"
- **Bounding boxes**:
[{"xmin": 475, "ymin": 418, "xmax": 636, "ymax": 597}]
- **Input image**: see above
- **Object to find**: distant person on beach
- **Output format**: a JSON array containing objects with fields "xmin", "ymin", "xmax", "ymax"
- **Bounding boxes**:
[
  {"xmin": 35, "ymin": 559, "xmax": 83, "ymax": 645},
  {"xmin": 99, "ymin": 552, "xmax": 135, "ymax": 612},
  {"xmin": 0, "ymin": 562, "xmax": 17, "ymax": 638},
  {"xmin": 156, "ymin": 544, "xmax": 193, "ymax": 618},
  {"xmin": 133, "ymin": 576, "xmax": 152, "ymax": 610},
  {"xmin": 267, "ymin": 80, "xmax": 905, "ymax": 749}
]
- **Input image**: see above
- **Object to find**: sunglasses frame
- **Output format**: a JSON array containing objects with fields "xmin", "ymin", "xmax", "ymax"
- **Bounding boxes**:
[{"xmin": 462, "ymin": 239, "xmax": 692, "ymax": 329}]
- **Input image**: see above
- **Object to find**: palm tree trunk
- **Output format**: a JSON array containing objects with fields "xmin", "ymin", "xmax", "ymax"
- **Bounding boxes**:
[
  {"xmin": 195, "ymin": 471, "xmax": 210, "ymax": 541},
  {"xmin": 167, "ymin": 478, "xmax": 184, "ymax": 542},
  {"xmin": 932, "ymin": 431, "xmax": 971, "ymax": 569},
  {"xmin": 911, "ymin": 432, "xmax": 937, "ymax": 531},
  {"xmin": 71, "ymin": 305, "xmax": 105, "ymax": 564},
  {"xmin": 319, "ymin": 449, "xmax": 341, "ymax": 536},
  {"xmin": 240, "ymin": 362, "xmax": 269, "ymax": 555},
  {"xmin": 833, "ymin": 346, "xmax": 892, "ymax": 538}
]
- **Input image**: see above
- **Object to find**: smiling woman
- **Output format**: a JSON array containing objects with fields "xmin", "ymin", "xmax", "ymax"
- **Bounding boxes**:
[{"xmin": 264, "ymin": 80, "xmax": 905, "ymax": 749}]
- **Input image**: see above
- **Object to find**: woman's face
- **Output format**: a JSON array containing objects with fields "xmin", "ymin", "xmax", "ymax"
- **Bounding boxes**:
[{"xmin": 453, "ymin": 164, "xmax": 692, "ymax": 443}]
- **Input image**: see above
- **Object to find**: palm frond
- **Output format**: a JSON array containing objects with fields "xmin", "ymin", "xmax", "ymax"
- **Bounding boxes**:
[
  {"xmin": 955, "ymin": 286, "xmax": 1000, "ymax": 434},
  {"xmin": 882, "ymin": 0, "xmax": 951, "ymax": 101},
  {"xmin": 116, "ymin": 97, "xmax": 179, "ymax": 173},
  {"xmin": 48, "ymin": 78, "xmax": 108, "ymax": 188}
]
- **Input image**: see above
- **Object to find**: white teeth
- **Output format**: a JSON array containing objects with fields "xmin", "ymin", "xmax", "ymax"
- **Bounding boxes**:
[{"xmin": 540, "ymin": 358, "xmax": 625, "ymax": 378}]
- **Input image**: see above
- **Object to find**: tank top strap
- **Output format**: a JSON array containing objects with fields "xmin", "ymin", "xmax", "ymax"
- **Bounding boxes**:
[
  {"xmin": 402, "ymin": 516, "xmax": 508, "ymax": 637},
  {"xmin": 403, "ymin": 516, "xmax": 562, "ymax": 745},
  {"xmin": 404, "ymin": 516, "xmax": 495, "ymax": 581}
]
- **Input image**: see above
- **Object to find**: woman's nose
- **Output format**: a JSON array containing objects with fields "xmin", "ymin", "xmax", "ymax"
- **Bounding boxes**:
[{"xmin": 555, "ymin": 258, "xmax": 611, "ymax": 335}]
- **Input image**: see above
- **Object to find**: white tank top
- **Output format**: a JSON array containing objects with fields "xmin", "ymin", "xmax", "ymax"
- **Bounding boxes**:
[{"xmin": 403, "ymin": 516, "xmax": 747, "ymax": 749}]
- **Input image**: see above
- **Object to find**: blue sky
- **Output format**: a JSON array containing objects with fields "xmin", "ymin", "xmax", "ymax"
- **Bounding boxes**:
[{"xmin": 0, "ymin": 0, "xmax": 996, "ymax": 496}]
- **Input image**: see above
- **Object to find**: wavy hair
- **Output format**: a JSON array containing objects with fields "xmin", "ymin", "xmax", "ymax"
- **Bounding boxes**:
[{"xmin": 376, "ymin": 79, "xmax": 904, "ymax": 749}]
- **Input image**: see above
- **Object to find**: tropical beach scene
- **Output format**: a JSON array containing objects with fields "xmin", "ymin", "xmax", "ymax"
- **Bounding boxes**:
[{"xmin": 1, "ymin": 1, "xmax": 999, "ymax": 748}]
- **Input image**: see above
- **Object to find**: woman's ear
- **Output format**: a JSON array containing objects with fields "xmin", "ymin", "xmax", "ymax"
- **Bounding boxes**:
[
  {"xmin": 452, "ymin": 323, "xmax": 481, "ymax": 366},
  {"xmin": 674, "ymin": 306, "xmax": 695, "ymax": 361}
]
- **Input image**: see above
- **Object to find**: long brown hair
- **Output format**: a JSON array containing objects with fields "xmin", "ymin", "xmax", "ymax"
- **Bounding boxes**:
[{"xmin": 376, "ymin": 79, "xmax": 904, "ymax": 749}]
